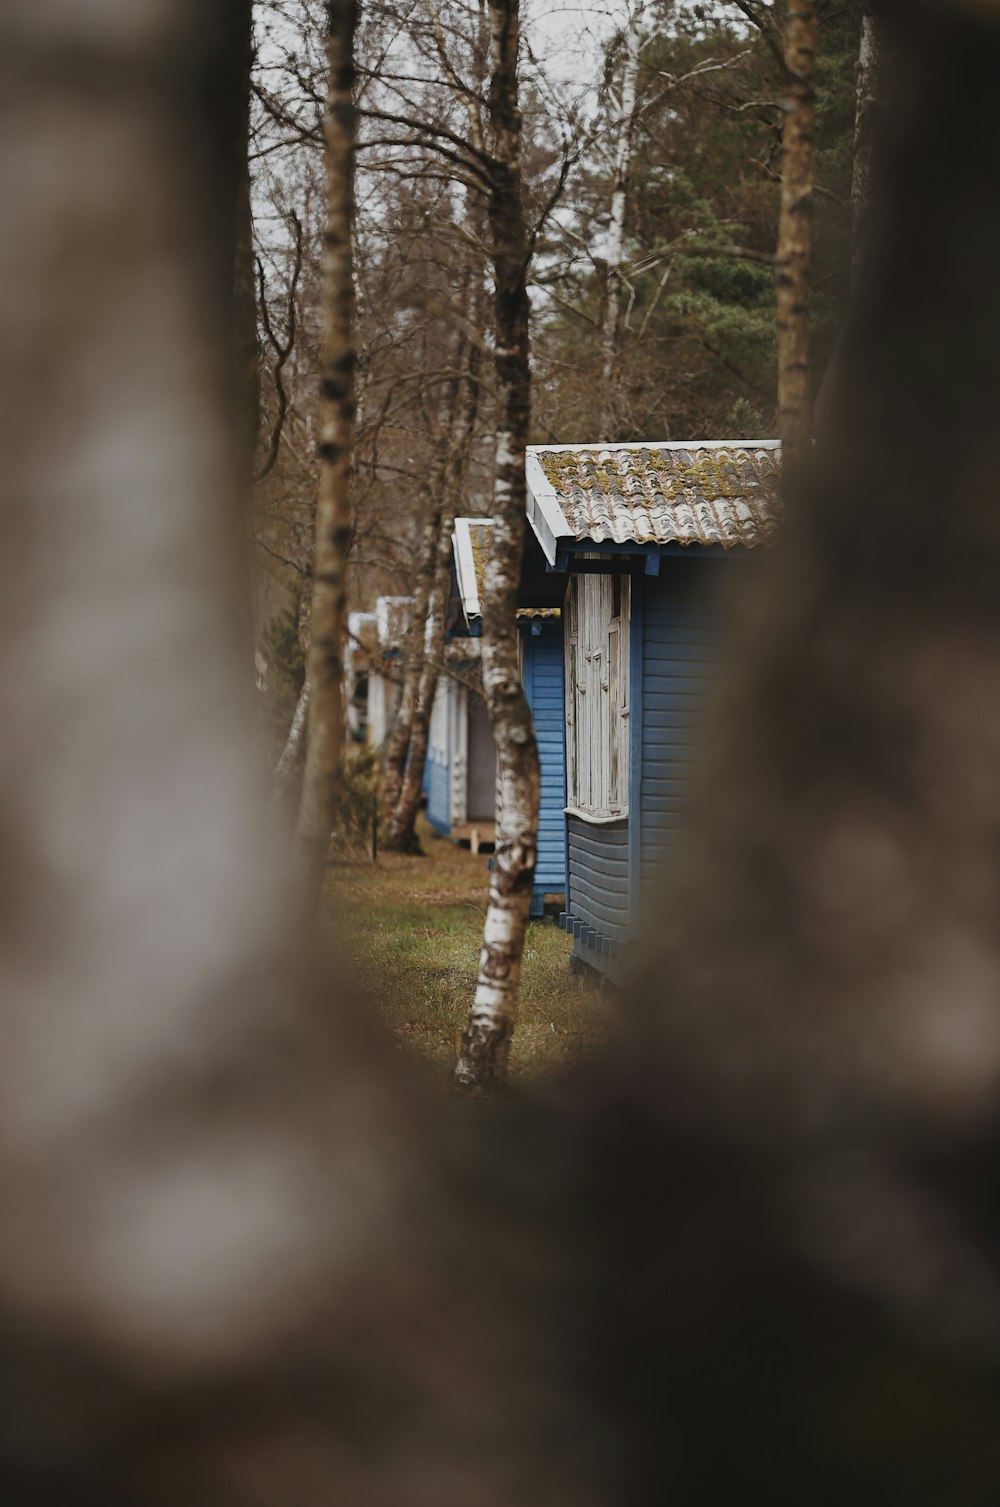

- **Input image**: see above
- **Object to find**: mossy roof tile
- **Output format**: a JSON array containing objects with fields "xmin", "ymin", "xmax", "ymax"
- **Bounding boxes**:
[{"xmin": 535, "ymin": 443, "xmax": 781, "ymax": 550}]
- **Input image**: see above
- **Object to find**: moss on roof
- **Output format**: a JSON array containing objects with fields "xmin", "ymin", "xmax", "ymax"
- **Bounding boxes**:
[{"xmin": 536, "ymin": 444, "xmax": 781, "ymax": 550}]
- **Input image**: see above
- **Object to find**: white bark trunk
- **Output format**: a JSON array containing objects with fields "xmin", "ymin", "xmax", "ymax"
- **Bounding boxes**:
[
  {"xmin": 274, "ymin": 677, "xmax": 310, "ymax": 800},
  {"xmin": 454, "ymin": 0, "xmax": 539, "ymax": 1090},
  {"xmin": 600, "ymin": 1, "xmax": 644, "ymax": 440}
]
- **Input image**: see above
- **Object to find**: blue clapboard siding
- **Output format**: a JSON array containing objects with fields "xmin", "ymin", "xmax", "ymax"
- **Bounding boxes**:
[
  {"xmin": 638, "ymin": 558, "xmax": 725, "ymax": 891},
  {"xmin": 565, "ymin": 816, "xmax": 629, "ymax": 953},
  {"xmin": 521, "ymin": 620, "xmax": 567, "ymax": 902},
  {"xmin": 426, "ymin": 756, "xmax": 450, "ymax": 833},
  {"xmin": 426, "ymin": 679, "xmax": 452, "ymax": 834}
]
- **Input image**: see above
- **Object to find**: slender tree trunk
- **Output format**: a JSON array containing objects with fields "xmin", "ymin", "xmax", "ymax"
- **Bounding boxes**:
[
  {"xmin": 381, "ymin": 504, "xmax": 437, "ymax": 827},
  {"xmin": 232, "ymin": 0, "xmax": 259, "ymax": 486},
  {"xmin": 296, "ymin": 0, "xmax": 359, "ymax": 905},
  {"xmin": 274, "ymin": 677, "xmax": 310, "ymax": 804},
  {"xmin": 388, "ymin": 301, "xmax": 485, "ymax": 854},
  {"xmin": 775, "ymin": 0, "xmax": 817, "ymax": 467},
  {"xmin": 851, "ymin": 0, "xmax": 885, "ymax": 271},
  {"xmin": 600, "ymin": 1, "xmax": 644, "ymax": 441},
  {"xmin": 455, "ymin": 0, "xmax": 539, "ymax": 1091}
]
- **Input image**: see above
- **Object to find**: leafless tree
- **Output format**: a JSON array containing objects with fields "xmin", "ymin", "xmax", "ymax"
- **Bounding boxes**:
[
  {"xmin": 297, "ymin": 0, "xmax": 360, "ymax": 901},
  {"xmin": 775, "ymin": 0, "xmax": 818, "ymax": 464},
  {"xmin": 454, "ymin": 0, "xmax": 540, "ymax": 1089},
  {"xmin": 600, "ymin": 0, "xmax": 646, "ymax": 439}
]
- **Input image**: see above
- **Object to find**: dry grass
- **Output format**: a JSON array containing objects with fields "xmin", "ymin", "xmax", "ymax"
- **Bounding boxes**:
[{"xmin": 328, "ymin": 818, "xmax": 606, "ymax": 1083}]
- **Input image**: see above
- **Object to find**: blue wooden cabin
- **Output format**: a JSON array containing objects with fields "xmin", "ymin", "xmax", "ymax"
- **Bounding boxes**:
[
  {"xmin": 423, "ymin": 635, "xmax": 497, "ymax": 849},
  {"xmin": 452, "ymin": 518, "xmax": 567, "ymax": 916},
  {"xmin": 524, "ymin": 441, "xmax": 781, "ymax": 979}
]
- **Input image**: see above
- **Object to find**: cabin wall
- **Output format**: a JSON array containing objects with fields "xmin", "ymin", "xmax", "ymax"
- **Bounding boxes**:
[
  {"xmin": 426, "ymin": 677, "xmax": 452, "ymax": 833},
  {"xmin": 564, "ymin": 817, "xmax": 629, "ymax": 971},
  {"xmin": 637, "ymin": 557, "xmax": 726, "ymax": 893},
  {"xmin": 521, "ymin": 620, "xmax": 566, "ymax": 906}
]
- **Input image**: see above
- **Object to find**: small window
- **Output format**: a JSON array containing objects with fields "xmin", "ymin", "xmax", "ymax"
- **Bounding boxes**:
[{"xmin": 565, "ymin": 573, "xmax": 630, "ymax": 820}]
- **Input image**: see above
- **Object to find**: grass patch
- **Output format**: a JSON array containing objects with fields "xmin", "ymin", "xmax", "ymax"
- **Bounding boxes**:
[{"xmin": 329, "ymin": 818, "xmax": 605, "ymax": 1082}]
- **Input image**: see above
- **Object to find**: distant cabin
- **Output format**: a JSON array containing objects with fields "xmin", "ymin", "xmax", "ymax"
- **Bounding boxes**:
[
  {"xmin": 524, "ymin": 441, "xmax": 781, "ymax": 979},
  {"xmin": 452, "ymin": 517, "xmax": 567, "ymax": 915},
  {"xmin": 424, "ymin": 637, "xmax": 498, "ymax": 851},
  {"xmin": 365, "ymin": 595, "xmax": 412, "ymax": 749}
]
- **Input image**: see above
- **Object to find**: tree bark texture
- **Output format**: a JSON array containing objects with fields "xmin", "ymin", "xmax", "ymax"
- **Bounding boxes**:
[
  {"xmin": 600, "ymin": 1, "xmax": 644, "ymax": 441},
  {"xmin": 296, "ymin": 0, "xmax": 359, "ymax": 905},
  {"xmin": 455, "ymin": 0, "xmax": 539, "ymax": 1091},
  {"xmin": 775, "ymin": 0, "xmax": 817, "ymax": 467}
]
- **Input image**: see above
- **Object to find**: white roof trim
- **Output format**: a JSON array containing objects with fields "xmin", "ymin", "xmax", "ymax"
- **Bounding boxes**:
[
  {"xmin": 526, "ymin": 450, "xmax": 574, "ymax": 566},
  {"xmin": 453, "ymin": 516, "xmax": 492, "ymax": 621}
]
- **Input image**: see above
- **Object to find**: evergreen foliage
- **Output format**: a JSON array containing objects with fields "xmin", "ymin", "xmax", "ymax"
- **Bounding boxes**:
[{"xmin": 535, "ymin": 0, "xmax": 863, "ymax": 443}]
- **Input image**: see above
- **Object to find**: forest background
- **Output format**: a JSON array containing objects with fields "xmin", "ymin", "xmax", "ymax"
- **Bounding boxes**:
[{"xmin": 252, "ymin": 0, "xmax": 860, "ymax": 724}]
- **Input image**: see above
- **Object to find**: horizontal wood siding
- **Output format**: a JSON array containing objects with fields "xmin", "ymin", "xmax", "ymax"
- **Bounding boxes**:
[
  {"xmin": 639, "ymin": 558, "xmax": 726, "ymax": 890},
  {"xmin": 426, "ymin": 679, "xmax": 452, "ymax": 833},
  {"xmin": 566, "ymin": 816, "xmax": 629, "ymax": 952},
  {"xmin": 525, "ymin": 622, "xmax": 567, "ymax": 894},
  {"xmin": 426, "ymin": 757, "xmax": 450, "ymax": 833}
]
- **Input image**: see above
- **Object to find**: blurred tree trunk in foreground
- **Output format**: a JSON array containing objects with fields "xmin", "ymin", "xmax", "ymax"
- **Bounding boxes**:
[
  {"xmin": 775, "ymin": 0, "xmax": 817, "ymax": 464},
  {"xmin": 5, "ymin": 1, "xmax": 1000, "ymax": 1505},
  {"xmin": 454, "ymin": 0, "xmax": 540, "ymax": 1090},
  {"xmin": 296, "ymin": 0, "xmax": 359, "ymax": 903}
]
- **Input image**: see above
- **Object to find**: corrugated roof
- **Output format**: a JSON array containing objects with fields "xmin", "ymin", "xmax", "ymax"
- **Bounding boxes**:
[
  {"xmin": 453, "ymin": 517, "xmax": 560, "ymax": 624},
  {"xmin": 527, "ymin": 441, "xmax": 781, "ymax": 555}
]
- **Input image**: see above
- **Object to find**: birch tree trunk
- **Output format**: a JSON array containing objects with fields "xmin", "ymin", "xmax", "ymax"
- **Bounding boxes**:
[
  {"xmin": 600, "ymin": 1, "xmax": 644, "ymax": 442},
  {"xmin": 775, "ymin": 0, "xmax": 817, "ymax": 467},
  {"xmin": 231, "ymin": 0, "xmax": 259, "ymax": 486},
  {"xmin": 274, "ymin": 677, "xmax": 310, "ymax": 804},
  {"xmin": 851, "ymin": 0, "xmax": 885, "ymax": 269},
  {"xmin": 381, "ymin": 504, "xmax": 437, "ymax": 830},
  {"xmin": 388, "ymin": 261, "xmax": 486, "ymax": 854},
  {"xmin": 296, "ymin": 0, "xmax": 359, "ymax": 905},
  {"xmin": 454, "ymin": 0, "xmax": 539, "ymax": 1091}
]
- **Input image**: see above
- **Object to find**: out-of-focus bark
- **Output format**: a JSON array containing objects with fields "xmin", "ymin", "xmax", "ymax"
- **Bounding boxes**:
[
  {"xmin": 775, "ymin": 0, "xmax": 817, "ymax": 466},
  {"xmin": 297, "ymin": 0, "xmax": 359, "ymax": 904},
  {"xmin": 637, "ymin": 0, "xmax": 1000, "ymax": 1187},
  {"xmin": 455, "ymin": 0, "xmax": 539, "ymax": 1091},
  {"xmin": 600, "ymin": 1, "xmax": 644, "ymax": 441},
  {"xmin": 0, "ymin": 0, "xmax": 414, "ymax": 1494}
]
